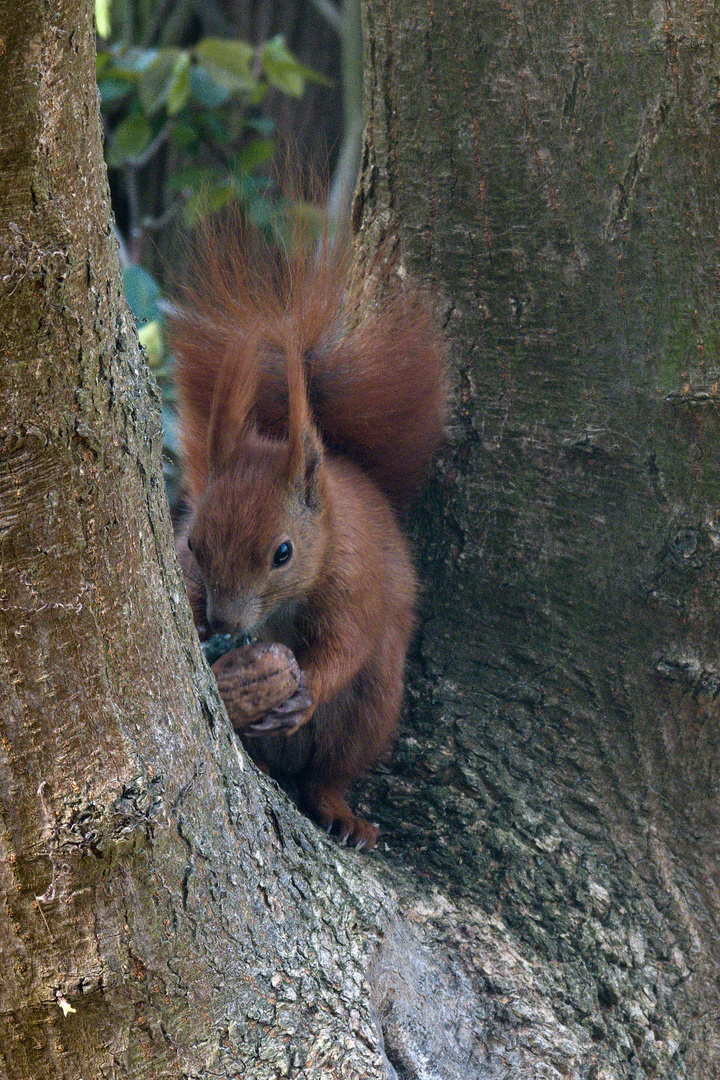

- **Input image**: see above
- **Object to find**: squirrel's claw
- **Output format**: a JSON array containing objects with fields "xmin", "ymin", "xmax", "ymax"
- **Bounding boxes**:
[{"xmin": 243, "ymin": 683, "xmax": 313, "ymax": 736}]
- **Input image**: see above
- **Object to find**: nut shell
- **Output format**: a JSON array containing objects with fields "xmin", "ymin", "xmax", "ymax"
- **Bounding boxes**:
[{"xmin": 211, "ymin": 642, "xmax": 302, "ymax": 728}]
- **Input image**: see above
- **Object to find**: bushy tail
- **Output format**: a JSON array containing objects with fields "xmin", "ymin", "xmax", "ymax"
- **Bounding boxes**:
[
  {"xmin": 312, "ymin": 281, "xmax": 447, "ymax": 509},
  {"xmin": 169, "ymin": 211, "xmax": 446, "ymax": 509}
]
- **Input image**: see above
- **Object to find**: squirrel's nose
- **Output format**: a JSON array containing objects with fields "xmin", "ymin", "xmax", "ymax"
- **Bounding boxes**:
[
  {"xmin": 206, "ymin": 592, "xmax": 261, "ymax": 637},
  {"xmin": 208, "ymin": 613, "xmax": 234, "ymax": 635}
]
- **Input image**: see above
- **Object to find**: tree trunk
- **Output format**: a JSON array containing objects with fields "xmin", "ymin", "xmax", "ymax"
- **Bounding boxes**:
[
  {"xmin": 0, "ymin": 3, "xmax": 392, "ymax": 1078},
  {"xmin": 4, "ymin": 0, "xmax": 720, "ymax": 1078},
  {"xmin": 355, "ymin": 0, "xmax": 720, "ymax": 1076}
]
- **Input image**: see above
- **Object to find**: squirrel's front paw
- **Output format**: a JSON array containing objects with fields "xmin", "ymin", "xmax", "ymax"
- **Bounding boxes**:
[{"xmin": 243, "ymin": 676, "xmax": 313, "ymax": 736}]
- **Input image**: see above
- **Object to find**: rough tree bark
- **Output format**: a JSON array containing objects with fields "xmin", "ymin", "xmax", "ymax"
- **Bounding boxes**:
[
  {"xmin": 2, "ymin": 1, "xmax": 720, "ymax": 1079},
  {"xmin": 0, "ymin": 3, "xmax": 393, "ymax": 1078},
  {"xmin": 353, "ymin": 0, "xmax": 720, "ymax": 1077}
]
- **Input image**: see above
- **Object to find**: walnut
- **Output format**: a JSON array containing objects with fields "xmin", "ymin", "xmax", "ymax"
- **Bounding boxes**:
[{"xmin": 212, "ymin": 643, "xmax": 312, "ymax": 735}]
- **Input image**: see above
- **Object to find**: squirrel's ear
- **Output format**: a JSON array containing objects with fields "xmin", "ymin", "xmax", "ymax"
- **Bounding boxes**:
[
  {"xmin": 207, "ymin": 399, "xmax": 252, "ymax": 475},
  {"xmin": 207, "ymin": 335, "xmax": 259, "ymax": 474},
  {"xmin": 293, "ymin": 428, "xmax": 323, "ymax": 511}
]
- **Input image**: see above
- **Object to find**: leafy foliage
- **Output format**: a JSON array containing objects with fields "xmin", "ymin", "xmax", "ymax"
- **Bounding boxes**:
[
  {"xmin": 96, "ymin": 5, "xmax": 332, "ymax": 503},
  {"xmin": 98, "ymin": 34, "xmax": 329, "ymax": 227}
]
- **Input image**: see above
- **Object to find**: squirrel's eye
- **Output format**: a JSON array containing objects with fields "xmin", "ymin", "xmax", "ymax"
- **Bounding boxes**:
[
  {"xmin": 186, "ymin": 537, "xmax": 194, "ymax": 554},
  {"xmin": 272, "ymin": 540, "xmax": 293, "ymax": 567}
]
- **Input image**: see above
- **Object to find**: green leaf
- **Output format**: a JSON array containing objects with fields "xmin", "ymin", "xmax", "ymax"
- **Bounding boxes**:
[
  {"xmin": 245, "ymin": 82, "xmax": 269, "ymax": 108},
  {"xmin": 166, "ymin": 165, "xmax": 221, "ymax": 195},
  {"xmin": 198, "ymin": 112, "xmax": 230, "ymax": 148},
  {"xmin": 231, "ymin": 174, "xmax": 274, "ymax": 202},
  {"xmin": 182, "ymin": 183, "xmax": 235, "ymax": 226},
  {"xmin": 123, "ymin": 264, "xmax": 162, "ymax": 324},
  {"xmin": 138, "ymin": 320, "xmax": 164, "ymax": 368},
  {"xmin": 96, "ymin": 51, "xmax": 111, "ymax": 77},
  {"xmin": 95, "ymin": 0, "xmax": 111, "ymax": 40},
  {"xmin": 189, "ymin": 65, "xmax": 232, "ymax": 108},
  {"xmin": 138, "ymin": 49, "xmax": 184, "ymax": 116},
  {"xmin": 98, "ymin": 77, "xmax": 132, "ymax": 106},
  {"xmin": 230, "ymin": 138, "xmax": 275, "ymax": 174},
  {"xmin": 110, "ymin": 47, "xmax": 159, "ymax": 76},
  {"xmin": 248, "ymin": 196, "xmax": 275, "ymax": 230},
  {"xmin": 260, "ymin": 36, "xmax": 304, "ymax": 97},
  {"xmin": 167, "ymin": 54, "xmax": 191, "ymax": 116},
  {"xmin": 245, "ymin": 116, "xmax": 275, "ymax": 137},
  {"xmin": 169, "ymin": 121, "xmax": 199, "ymax": 151},
  {"xmin": 106, "ymin": 108, "xmax": 153, "ymax": 166},
  {"xmin": 194, "ymin": 38, "xmax": 257, "ymax": 94},
  {"xmin": 260, "ymin": 35, "xmax": 332, "ymax": 97}
]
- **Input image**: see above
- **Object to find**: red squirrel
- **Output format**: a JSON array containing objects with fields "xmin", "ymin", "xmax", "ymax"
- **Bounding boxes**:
[{"xmin": 170, "ymin": 214, "xmax": 446, "ymax": 849}]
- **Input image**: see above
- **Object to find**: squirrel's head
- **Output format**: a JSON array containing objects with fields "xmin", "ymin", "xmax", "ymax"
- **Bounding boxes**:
[{"xmin": 186, "ymin": 428, "xmax": 327, "ymax": 637}]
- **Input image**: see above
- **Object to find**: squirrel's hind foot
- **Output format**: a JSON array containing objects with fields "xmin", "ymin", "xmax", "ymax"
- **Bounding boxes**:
[{"xmin": 300, "ymin": 781, "xmax": 379, "ymax": 851}]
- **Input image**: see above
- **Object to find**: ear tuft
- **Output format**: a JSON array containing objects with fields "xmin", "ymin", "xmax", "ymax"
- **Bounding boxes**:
[
  {"xmin": 298, "ymin": 428, "xmax": 323, "ymax": 511},
  {"xmin": 206, "ymin": 332, "xmax": 261, "ymax": 475}
]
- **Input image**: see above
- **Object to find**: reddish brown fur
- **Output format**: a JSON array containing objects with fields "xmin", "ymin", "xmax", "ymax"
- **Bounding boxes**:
[
  {"xmin": 170, "ymin": 213, "xmax": 446, "ymax": 849},
  {"xmin": 171, "ymin": 215, "xmax": 447, "ymax": 509}
]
